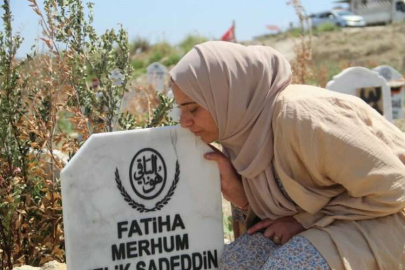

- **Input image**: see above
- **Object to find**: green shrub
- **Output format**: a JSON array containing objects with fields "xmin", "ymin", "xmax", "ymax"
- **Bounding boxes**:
[
  {"xmin": 131, "ymin": 37, "xmax": 151, "ymax": 54},
  {"xmin": 163, "ymin": 53, "xmax": 182, "ymax": 66},
  {"xmin": 223, "ymin": 215, "xmax": 234, "ymax": 241},
  {"xmin": 133, "ymin": 67, "xmax": 147, "ymax": 79},
  {"xmin": 148, "ymin": 42, "xmax": 174, "ymax": 64},
  {"xmin": 179, "ymin": 34, "xmax": 208, "ymax": 53},
  {"xmin": 131, "ymin": 59, "xmax": 145, "ymax": 69},
  {"xmin": 0, "ymin": 1, "xmax": 175, "ymax": 269},
  {"xmin": 149, "ymin": 51, "xmax": 164, "ymax": 64},
  {"xmin": 152, "ymin": 41, "xmax": 173, "ymax": 56},
  {"xmin": 316, "ymin": 23, "xmax": 340, "ymax": 33},
  {"xmin": 287, "ymin": 27, "xmax": 302, "ymax": 38}
]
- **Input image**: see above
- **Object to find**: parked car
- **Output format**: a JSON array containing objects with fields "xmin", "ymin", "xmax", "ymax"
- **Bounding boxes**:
[{"xmin": 310, "ymin": 9, "xmax": 366, "ymax": 28}]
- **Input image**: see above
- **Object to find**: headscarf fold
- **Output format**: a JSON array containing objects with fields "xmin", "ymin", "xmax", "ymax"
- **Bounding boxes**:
[{"xmin": 170, "ymin": 41, "xmax": 297, "ymax": 219}]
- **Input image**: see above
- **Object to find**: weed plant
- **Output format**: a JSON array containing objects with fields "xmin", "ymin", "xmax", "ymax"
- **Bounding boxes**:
[
  {"xmin": 287, "ymin": 0, "xmax": 313, "ymax": 84},
  {"xmin": 0, "ymin": 1, "xmax": 174, "ymax": 269}
]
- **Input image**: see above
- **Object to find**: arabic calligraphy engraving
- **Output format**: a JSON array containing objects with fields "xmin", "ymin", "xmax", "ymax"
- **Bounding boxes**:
[{"xmin": 129, "ymin": 148, "xmax": 167, "ymax": 200}]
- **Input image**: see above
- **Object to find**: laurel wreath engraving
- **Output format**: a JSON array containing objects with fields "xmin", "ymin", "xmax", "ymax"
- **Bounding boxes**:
[{"xmin": 115, "ymin": 161, "xmax": 180, "ymax": 212}]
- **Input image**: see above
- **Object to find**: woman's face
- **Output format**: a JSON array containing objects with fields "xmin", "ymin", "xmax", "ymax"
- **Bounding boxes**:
[{"xmin": 172, "ymin": 82, "xmax": 219, "ymax": 144}]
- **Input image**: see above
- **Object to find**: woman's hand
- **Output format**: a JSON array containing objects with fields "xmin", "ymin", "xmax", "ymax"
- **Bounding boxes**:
[
  {"xmin": 247, "ymin": 216, "xmax": 305, "ymax": 245},
  {"xmin": 204, "ymin": 145, "xmax": 249, "ymax": 209}
]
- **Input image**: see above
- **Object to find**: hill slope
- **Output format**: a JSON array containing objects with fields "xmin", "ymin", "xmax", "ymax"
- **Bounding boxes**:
[{"xmin": 251, "ymin": 23, "xmax": 405, "ymax": 73}]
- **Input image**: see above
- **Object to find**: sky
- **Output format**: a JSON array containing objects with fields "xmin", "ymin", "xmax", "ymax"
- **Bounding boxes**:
[{"xmin": 10, "ymin": 0, "xmax": 343, "ymax": 58}]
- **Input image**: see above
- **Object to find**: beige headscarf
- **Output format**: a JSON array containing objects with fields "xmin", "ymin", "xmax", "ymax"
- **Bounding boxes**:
[{"xmin": 170, "ymin": 41, "xmax": 297, "ymax": 219}]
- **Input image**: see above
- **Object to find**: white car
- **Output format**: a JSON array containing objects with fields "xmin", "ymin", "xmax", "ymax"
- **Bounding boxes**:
[{"xmin": 310, "ymin": 9, "xmax": 366, "ymax": 28}]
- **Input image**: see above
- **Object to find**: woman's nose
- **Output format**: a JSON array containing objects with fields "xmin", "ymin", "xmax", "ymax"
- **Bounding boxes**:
[{"xmin": 180, "ymin": 112, "xmax": 193, "ymax": 128}]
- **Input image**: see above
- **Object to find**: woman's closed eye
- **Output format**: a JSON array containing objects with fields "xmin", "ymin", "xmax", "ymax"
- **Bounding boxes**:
[
  {"xmin": 187, "ymin": 105, "xmax": 199, "ymax": 114},
  {"xmin": 190, "ymin": 107, "xmax": 198, "ymax": 114}
]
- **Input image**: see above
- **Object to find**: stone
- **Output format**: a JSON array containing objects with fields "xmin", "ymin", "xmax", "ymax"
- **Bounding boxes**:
[
  {"xmin": 13, "ymin": 261, "xmax": 66, "ymax": 270},
  {"xmin": 373, "ymin": 65, "xmax": 405, "ymax": 119},
  {"xmin": 13, "ymin": 266, "xmax": 40, "ymax": 270},
  {"xmin": 147, "ymin": 62, "xmax": 167, "ymax": 93},
  {"xmin": 41, "ymin": 261, "xmax": 66, "ymax": 270},
  {"xmin": 326, "ymin": 67, "xmax": 393, "ymax": 121},
  {"xmin": 61, "ymin": 126, "xmax": 223, "ymax": 270}
]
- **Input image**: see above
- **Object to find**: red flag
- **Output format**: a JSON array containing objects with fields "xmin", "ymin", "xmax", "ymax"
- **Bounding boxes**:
[{"xmin": 221, "ymin": 24, "xmax": 235, "ymax": 42}]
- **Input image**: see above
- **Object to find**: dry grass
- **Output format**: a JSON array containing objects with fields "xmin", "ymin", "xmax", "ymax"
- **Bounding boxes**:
[
  {"xmin": 252, "ymin": 21, "xmax": 405, "ymax": 86},
  {"xmin": 287, "ymin": 0, "xmax": 313, "ymax": 84}
]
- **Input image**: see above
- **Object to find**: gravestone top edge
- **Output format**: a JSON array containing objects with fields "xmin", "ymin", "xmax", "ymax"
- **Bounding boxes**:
[
  {"xmin": 331, "ymin": 66, "xmax": 379, "ymax": 81},
  {"xmin": 61, "ymin": 134, "xmax": 96, "ymax": 176},
  {"xmin": 326, "ymin": 66, "xmax": 389, "ymax": 90},
  {"xmin": 373, "ymin": 65, "xmax": 404, "ymax": 80},
  {"xmin": 373, "ymin": 65, "xmax": 405, "ymax": 87},
  {"xmin": 61, "ymin": 125, "xmax": 192, "ymax": 176},
  {"xmin": 147, "ymin": 62, "xmax": 167, "ymax": 71}
]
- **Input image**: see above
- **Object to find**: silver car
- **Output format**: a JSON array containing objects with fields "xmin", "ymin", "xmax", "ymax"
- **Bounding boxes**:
[{"xmin": 310, "ymin": 9, "xmax": 366, "ymax": 28}]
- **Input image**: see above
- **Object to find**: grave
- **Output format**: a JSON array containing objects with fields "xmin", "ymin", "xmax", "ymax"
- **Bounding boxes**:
[
  {"xmin": 326, "ymin": 67, "xmax": 393, "ymax": 122},
  {"xmin": 373, "ymin": 65, "xmax": 405, "ymax": 119},
  {"xmin": 147, "ymin": 63, "xmax": 167, "ymax": 93},
  {"xmin": 61, "ymin": 126, "xmax": 224, "ymax": 270}
]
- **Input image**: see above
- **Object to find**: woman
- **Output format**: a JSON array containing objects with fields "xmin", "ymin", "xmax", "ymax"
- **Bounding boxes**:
[{"xmin": 169, "ymin": 41, "xmax": 405, "ymax": 270}]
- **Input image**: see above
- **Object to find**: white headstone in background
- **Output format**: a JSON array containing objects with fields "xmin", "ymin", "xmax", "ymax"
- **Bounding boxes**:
[
  {"xmin": 147, "ymin": 62, "xmax": 167, "ymax": 93},
  {"xmin": 167, "ymin": 90, "xmax": 181, "ymax": 122},
  {"xmin": 119, "ymin": 88, "xmax": 136, "ymax": 115},
  {"xmin": 119, "ymin": 88, "xmax": 145, "ymax": 116},
  {"xmin": 326, "ymin": 67, "xmax": 393, "ymax": 122},
  {"xmin": 61, "ymin": 126, "xmax": 223, "ymax": 270},
  {"xmin": 373, "ymin": 65, "xmax": 405, "ymax": 119}
]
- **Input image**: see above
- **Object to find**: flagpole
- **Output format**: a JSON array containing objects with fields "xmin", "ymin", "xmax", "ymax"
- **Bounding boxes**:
[{"xmin": 233, "ymin": 20, "xmax": 237, "ymax": 43}]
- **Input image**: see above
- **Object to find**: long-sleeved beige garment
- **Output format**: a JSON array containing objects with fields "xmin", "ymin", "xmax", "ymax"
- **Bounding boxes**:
[{"xmin": 272, "ymin": 84, "xmax": 405, "ymax": 270}]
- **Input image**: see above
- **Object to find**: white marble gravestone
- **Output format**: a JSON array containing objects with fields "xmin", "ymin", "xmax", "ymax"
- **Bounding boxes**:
[
  {"xmin": 326, "ymin": 67, "xmax": 393, "ymax": 122},
  {"xmin": 147, "ymin": 63, "xmax": 167, "ymax": 93},
  {"xmin": 373, "ymin": 65, "xmax": 405, "ymax": 119},
  {"xmin": 61, "ymin": 126, "xmax": 223, "ymax": 270}
]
